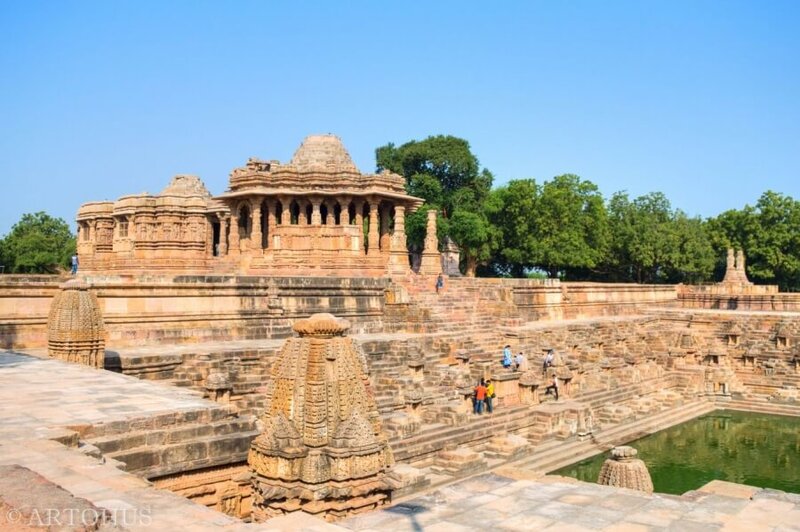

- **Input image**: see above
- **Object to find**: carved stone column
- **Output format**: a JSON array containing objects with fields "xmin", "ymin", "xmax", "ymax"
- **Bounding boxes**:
[
  {"xmin": 251, "ymin": 200, "xmax": 262, "ymax": 251},
  {"xmin": 379, "ymin": 203, "xmax": 391, "ymax": 251},
  {"xmin": 367, "ymin": 200, "xmax": 380, "ymax": 256},
  {"xmin": 309, "ymin": 198, "xmax": 321, "ymax": 225},
  {"xmin": 205, "ymin": 216, "xmax": 214, "ymax": 255},
  {"xmin": 228, "ymin": 210, "xmax": 240, "ymax": 255},
  {"xmin": 266, "ymin": 199, "xmax": 276, "ymax": 249},
  {"xmin": 419, "ymin": 209, "xmax": 441, "ymax": 275},
  {"xmin": 218, "ymin": 214, "xmax": 229, "ymax": 256},
  {"xmin": 387, "ymin": 205, "xmax": 409, "ymax": 275}
]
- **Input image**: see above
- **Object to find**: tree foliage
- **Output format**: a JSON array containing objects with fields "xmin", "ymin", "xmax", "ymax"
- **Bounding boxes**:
[
  {"xmin": 376, "ymin": 135, "xmax": 497, "ymax": 276},
  {"xmin": 0, "ymin": 212, "xmax": 76, "ymax": 274},
  {"xmin": 376, "ymin": 134, "xmax": 796, "ymax": 288},
  {"xmin": 707, "ymin": 191, "xmax": 800, "ymax": 291}
]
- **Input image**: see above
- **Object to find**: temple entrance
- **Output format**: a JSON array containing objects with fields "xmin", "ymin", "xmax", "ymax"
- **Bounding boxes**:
[{"xmin": 211, "ymin": 220, "xmax": 221, "ymax": 256}]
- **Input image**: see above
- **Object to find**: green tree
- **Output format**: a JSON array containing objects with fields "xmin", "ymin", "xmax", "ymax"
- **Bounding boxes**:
[
  {"xmin": 529, "ymin": 174, "xmax": 609, "ymax": 279},
  {"xmin": 376, "ymin": 135, "xmax": 497, "ymax": 276},
  {"xmin": 491, "ymin": 179, "xmax": 540, "ymax": 277},
  {"xmin": 607, "ymin": 192, "xmax": 714, "ymax": 284},
  {"xmin": 0, "ymin": 212, "xmax": 76, "ymax": 273},
  {"xmin": 666, "ymin": 212, "xmax": 715, "ymax": 283}
]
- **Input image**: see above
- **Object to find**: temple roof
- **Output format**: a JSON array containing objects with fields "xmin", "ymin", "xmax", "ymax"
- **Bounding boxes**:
[
  {"xmin": 288, "ymin": 135, "xmax": 359, "ymax": 173},
  {"xmin": 219, "ymin": 134, "xmax": 424, "ymax": 209},
  {"xmin": 160, "ymin": 175, "xmax": 211, "ymax": 198}
]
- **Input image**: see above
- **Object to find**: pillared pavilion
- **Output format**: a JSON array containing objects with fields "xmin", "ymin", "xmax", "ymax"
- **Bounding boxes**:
[{"xmin": 76, "ymin": 135, "xmax": 427, "ymax": 276}]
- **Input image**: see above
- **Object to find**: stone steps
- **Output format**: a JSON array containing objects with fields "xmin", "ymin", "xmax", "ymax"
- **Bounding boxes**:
[
  {"xmin": 511, "ymin": 399, "xmax": 715, "ymax": 475},
  {"xmin": 721, "ymin": 398, "xmax": 800, "ymax": 417},
  {"xmin": 85, "ymin": 406, "xmax": 259, "ymax": 480},
  {"xmin": 390, "ymin": 405, "xmax": 535, "ymax": 463}
]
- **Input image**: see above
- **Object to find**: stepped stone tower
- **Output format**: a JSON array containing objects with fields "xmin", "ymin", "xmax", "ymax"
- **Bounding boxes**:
[
  {"xmin": 597, "ymin": 446, "xmax": 653, "ymax": 494},
  {"xmin": 47, "ymin": 279, "xmax": 105, "ymax": 368},
  {"xmin": 248, "ymin": 313, "xmax": 393, "ymax": 521},
  {"xmin": 721, "ymin": 248, "xmax": 752, "ymax": 286}
]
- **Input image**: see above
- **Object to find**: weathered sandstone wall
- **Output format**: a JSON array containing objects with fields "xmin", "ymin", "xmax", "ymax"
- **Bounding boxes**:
[{"xmin": 0, "ymin": 275, "xmax": 388, "ymax": 348}]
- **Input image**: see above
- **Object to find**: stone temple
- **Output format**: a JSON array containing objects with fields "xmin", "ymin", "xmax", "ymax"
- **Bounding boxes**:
[
  {"xmin": 76, "ymin": 135, "xmax": 424, "ymax": 277},
  {"xmin": 1, "ymin": 135, "xmax": 800, "ymax": 530}
]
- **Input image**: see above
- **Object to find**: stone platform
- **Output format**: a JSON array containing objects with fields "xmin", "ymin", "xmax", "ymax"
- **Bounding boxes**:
[
  {"xmin": 341, "ymin": 473, "xmax": 800, "ymax": 531},
  {"xmin": 0, "ymin": 350, "xmax": 260, "ymax": 530}
]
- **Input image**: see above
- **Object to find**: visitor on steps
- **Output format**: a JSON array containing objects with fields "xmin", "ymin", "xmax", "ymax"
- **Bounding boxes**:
[
  {"xmin": 485, "ymin": 379, "xmax": 495, "ymax": 413},
  {"xmin": 544, "ymin": 374, "xmax": 559, "ymax": 400},
  {"xmin": 502, "ymin": 345, "xmax": 513, "ymax": 369},
  {"xmin": 71, "ymin": 254, "xmax": 79, "ymax": 275},
  {"xmin": 435, "ymin": 273, "xmax": 444, "ymax": 294},
  {"xmin": 474, "ymin": 379, "xmax": 487, "ymax": 414},
  {"xmin": 514, "ymin": 351, "xmax": 527, "ymax": 371},
  {"xmin": 543, "ymin": 349, "xmax": 554, "ymax": 375}
]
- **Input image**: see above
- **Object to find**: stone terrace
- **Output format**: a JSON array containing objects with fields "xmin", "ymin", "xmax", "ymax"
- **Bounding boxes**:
[
  {"xmin": 0, "ymin": 350, "xmax": 262, "ymax": 530},
  {"xmin": 341, "ymin": 473, "xmax": 800, "ymax": 531}
]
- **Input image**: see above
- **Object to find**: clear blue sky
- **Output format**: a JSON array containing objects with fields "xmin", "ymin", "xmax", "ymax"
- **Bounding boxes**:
[{"xmin": 1, "ymin": 1, "xmax": 799, "ymax": 235}]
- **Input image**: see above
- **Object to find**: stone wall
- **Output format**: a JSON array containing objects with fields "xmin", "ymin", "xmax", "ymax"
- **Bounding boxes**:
[
  {"xmin": 0, "ymin": 275, "xmax": 388, "ymax": 348},
  {"xmin": 678, "ymin": 284, "xmax": 800, "ymax": 311}
]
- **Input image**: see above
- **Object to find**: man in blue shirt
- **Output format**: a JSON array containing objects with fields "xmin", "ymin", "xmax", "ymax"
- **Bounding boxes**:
[{"xmin": 502, "ymin": 345, "xmax": 513, "ymax": 369}]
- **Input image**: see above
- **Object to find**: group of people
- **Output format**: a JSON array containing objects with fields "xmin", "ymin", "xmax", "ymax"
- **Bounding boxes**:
[
  {"xmin": 500, "ymin": 345, "xmax": 560, "ymax": 401},
  {"xmin": 501, "ymin": 345, "xmax": 528, "ymax": 371},
  {"xmin": 472, "ymin": 378, "xmax": 495, "ymax": 414}
]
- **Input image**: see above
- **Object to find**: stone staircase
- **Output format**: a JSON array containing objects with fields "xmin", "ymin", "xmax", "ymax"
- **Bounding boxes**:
[
  {"xmin": 84, "ymin": 404, "xmax": 260, "ymax": 480},
  {"xmin": 507, "ymin": 398, "xmax": 715, "ymax": 475}
]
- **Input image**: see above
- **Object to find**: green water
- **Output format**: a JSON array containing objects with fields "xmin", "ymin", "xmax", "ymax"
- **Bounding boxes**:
[{"xmin": 554, "ymin": 410, "xmax": 800, "ymax": 495}]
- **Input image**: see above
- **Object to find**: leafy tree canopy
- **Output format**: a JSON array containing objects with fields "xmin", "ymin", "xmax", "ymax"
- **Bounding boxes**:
[
  {"xmin": 376, "ymin": 135, "xmax": 496, "ymax": 276},
  {"xmin": 0, "ymin": 212, "xmax": 76, "ymax": 274}
]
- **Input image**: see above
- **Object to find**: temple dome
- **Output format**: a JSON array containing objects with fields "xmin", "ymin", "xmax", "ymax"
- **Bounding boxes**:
[
  {"xmin": 159, "ymin": 175, "xmax": 211, "ymax": 197},
  {"xmin": 289, "ymin": 135, "xmax": 360, "ymax": 173}
]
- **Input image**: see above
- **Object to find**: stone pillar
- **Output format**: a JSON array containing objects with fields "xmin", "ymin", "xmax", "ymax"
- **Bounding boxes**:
[
  {"xmin": 368, "ymin": 200, "xmax": 380, "ymax": 256},
  {"xmin": 228, "ymin": 210, "xmax": 240, "ymax": 255},
  {"xmin": 218, "ymin": 214, "xmax": 229, "ymax": 256},
  {"xmin": 380, "ymin": 204, "xmax": 391, "ymax": 251},
  {"xmin": 387, "ymin": 205, "xmax": 409, "ymax": 275},
  {"xmin": 266, "ymin": 199, "xmax": 276, "ymax": 249},
  {"xmin": 311, "ymin": 198, "xmax": 322, "ymax": 225},
  {"xmin": 251, "ymin": 200, "xmax": 262, "ymax": 251},
  {"xmin": 205, "ymin": 216, "xmax": 214, "ymax": 255},
  {"xmin": 419, "ymin": 209, "xmax": 441, "ymax": 275}
]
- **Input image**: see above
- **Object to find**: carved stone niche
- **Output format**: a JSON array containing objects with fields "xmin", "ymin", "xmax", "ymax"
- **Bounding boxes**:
[
  {"xmin": 405, "ymin": 386, "xmax": 424, "ymax": 418},
  {"xmin": 518, "ymin": 371, "xmax": 543, "ymax": 405},
  {"xmin": 455, "ymin": 349, "xmax": 470, "ymax": 369},
  {"xmin": 725, "ymin": 322, "xmax": 743, "ymax": 347},
  {"xmin": 205, "ymin": 371, "xmax": 232, "ymax": 404},
  {"xmin": 774, "ymin": 322, "xmax": 791, "ymax": 349},
  {"xmin": 407, "ymin": 342, "xmax": 425, "ymax": 382}
]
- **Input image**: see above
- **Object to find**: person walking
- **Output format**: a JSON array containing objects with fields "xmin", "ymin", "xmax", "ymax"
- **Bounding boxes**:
[
  {"xmin": 543, "ymin": 349, "xmax": 554, "ymax": 375},
  {"xmin": 70, "ymin": 254, "xmax": 79, "ymax": 275},
  {"xmin": 545, "ymin": 374, "xmax": 559, "ymax": 401},
  {"xmin": 474, "ymin": 379, "xmax": 487, "ymax": 414},
  {"xmin": 485, "ymin": 379, "xmax": 495, "ymax": 413},
  {"xmin": 435, "ymin": 273, "xmax": 444, "ymax": 294},
  {"xmin": 514, "ymin": 351, "xmax": 527, "ymax": 372},
  {"xmin": 502, "ymin": 345, "xmax": 513, "ymax": 369}
]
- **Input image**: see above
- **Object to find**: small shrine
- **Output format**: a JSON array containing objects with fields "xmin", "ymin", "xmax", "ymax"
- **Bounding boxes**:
[{"xmin": 247, "ymin": 313, "xmax": 393, "ymax": 521}]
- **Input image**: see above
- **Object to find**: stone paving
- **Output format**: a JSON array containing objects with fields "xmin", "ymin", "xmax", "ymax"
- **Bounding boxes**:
[
  {"xmin": 0, "ymin": 350, "xmax": 212, "ymax": 441},
  {"xmin": 3, "ymin": 349, "xmax": 800, "ymax": 531},
  {"xmin": 340, "ymin": 473, "xmax": 800, "ymax": 532}
]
